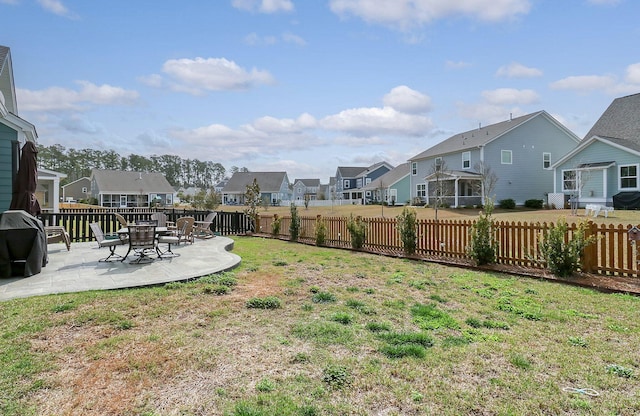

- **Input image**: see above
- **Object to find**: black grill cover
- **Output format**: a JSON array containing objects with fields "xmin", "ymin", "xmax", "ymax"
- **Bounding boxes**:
[
  {"xmin": 0, "ymin": 210, "xmax": 48, "ymax": 277},
  {"xmin": 613, "ymin": 192, "xmax": 640, "ymax": 210}
]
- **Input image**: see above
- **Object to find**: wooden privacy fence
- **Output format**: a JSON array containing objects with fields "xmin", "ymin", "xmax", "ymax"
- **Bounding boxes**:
[{"xmin": 259, "ymin": 214, "xmax": 640, "ymax": 278}]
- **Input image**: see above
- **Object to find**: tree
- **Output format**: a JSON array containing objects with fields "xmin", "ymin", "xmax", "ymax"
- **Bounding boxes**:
[
  {"xmin": 429, "ymin": 159, "xmax": 452, "ymax": 221},
  {"xmin": 244, "ymin": 178, "xmax": 261, "ymax": 228},
  {"xmin": 204, "ymin": 189, "xmax": 221, "ymax": 210},
  {"xmin": 473, "ymin": 161, "xmax": 498, "ymax": 206}
]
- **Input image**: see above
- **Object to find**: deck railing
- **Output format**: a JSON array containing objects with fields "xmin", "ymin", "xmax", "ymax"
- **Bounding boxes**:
[{"xmin": 259, "ymin": 214, "xmax": 640, "ymax": 278}]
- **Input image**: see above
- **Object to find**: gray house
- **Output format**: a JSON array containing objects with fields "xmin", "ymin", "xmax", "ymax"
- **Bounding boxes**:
[
  {"xmin": 335, "ymin": 162, "xmax": 394, "ymax": 202},
  {"xmin": 222, "ymin": 171, "xmax": 291, "ymax": 205},
  {"xmin": 0, "ymin": 45, "xmax": 38, "ymax": 212},
  {"xmin": 551, "ymin": 93, "xmax": 640, "ymax": 208},
  {"xmin": 362, "ymin": 163, "xmax": 410, "ymax": 205},
  {"xmin": 292, "ymin": 179, "xmax": 321, "ymax": 201},
  {"xmin": 61, "ymin": 177, "xmax": 90, "ymax": 202},
  {"xmin": 90, "ymin": 169, "xmax": 175, "ymax": 208},
  {"xmin": 409, "ymin": 111, "xmax": 580, "ymax": 207}
]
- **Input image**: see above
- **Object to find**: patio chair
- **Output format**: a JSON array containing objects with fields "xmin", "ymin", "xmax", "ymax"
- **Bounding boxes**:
[
  {"xmin": 123, "ymin": 224, "xmax": 157, "ymax": 263},
  {"xmin": 156, "ymin": 220, "xmax": 186, "ymax": 258},
  {"xmin": 151, "ymin": 212, "xmax": 167, "ymax": 227},
  {"xmin": 89, "ymin": 222, "xmax": 126, "ymax": 262},
  {"xmin": 45, "ymin": 225, "xmax": 71, "ymax": 251},
  {"xmin": 175, "ymin": 216, "xmax": 195, "ymax": 244},
  {"xmin": 193, "ymin": 212, "xmax": 217, "ymax": 239},
  {"xmin": 114, "ymin": 213, "xmax": 128, "ymax": 228}
]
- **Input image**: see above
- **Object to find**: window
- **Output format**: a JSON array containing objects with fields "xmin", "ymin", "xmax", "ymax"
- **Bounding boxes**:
[
  {"xmin": 501, "ymin": 150, "xmax": 512, "ymax": 164},
  {"xmin": 462, "ymin": 152, "xmax": 470, "ymax": 169},
  {"xmin": 411, "ymin": 162, "xmax": 417, "ymax": 175},
  {"xmin": 435, "ymin": 157, "xmax": 443, "ymax": 171},
  {"xmin": 365, "ymin": 178, "xmax": 371, "ymax": 185},
  {"xmin": 563, "ymin": 170, "xmax": 577, "ymax": 191},
  {"xmin": 543, "ymin": 153, "xmax": 551, "ymax": 169},
  {"xmin": 344, "ymin": 180, "xmax": 350, "ymax": 189},
  {"xmin": 620, "ymin": 164, "xmax": 638, "ymax": 189},
  {"xmin": 416, "ymin": 183, "xmax": 427, "ymax": 198}
]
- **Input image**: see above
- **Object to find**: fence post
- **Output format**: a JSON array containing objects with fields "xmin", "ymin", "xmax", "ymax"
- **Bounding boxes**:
[{"xmin": 581, "ymin": 220, "xmax": 597, "ymax": 273}]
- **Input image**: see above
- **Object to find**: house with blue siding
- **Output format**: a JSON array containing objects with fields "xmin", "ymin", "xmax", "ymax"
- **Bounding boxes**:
[
  {"xmin": 362, "ymin": 163, "xmax": 410, "ymax": 205},
  {"xmin": 408, "ymin": 111, "xmax": 580, "ymax": 207},
  {"xmin": 0, "ymin": 45, "xmax": 38, "ymax": 213},
  {"xmin": 335, "ymin": 162, "xmax": 394, "ymax": 203},
  {"xmin": 551, "ymin": 93, "xmax": 640, "ymax": 207},
  {"xmin": 292, "ymin": 179, "xmax": 321, "ymax": 201}
]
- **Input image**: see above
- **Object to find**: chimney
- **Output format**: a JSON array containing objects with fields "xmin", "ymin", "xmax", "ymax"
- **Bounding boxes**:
[{"xmin": 509, "ymin": 113, "xmax": 513, "ymax": 122}]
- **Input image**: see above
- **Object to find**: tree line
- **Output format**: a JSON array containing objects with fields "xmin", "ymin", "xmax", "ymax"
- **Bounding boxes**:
[{"xmin": 36, "ymin": 143, "xmax": 236, "ymax": 188}]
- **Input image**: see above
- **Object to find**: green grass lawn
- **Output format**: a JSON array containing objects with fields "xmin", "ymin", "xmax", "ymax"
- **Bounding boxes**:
[{"xmin": 1, "ymin": 237, "xmax": 639, "ymax": 415}]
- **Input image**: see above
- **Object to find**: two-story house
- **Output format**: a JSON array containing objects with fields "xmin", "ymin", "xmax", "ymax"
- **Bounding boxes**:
[
  {"xmin": 0, "ymin": 45, "xmax": 38, "ymax": 212},
  {"xmin": 551, "ymin": 93, "xmax": 640, "ymax": 208},
  {"xmin": 335, "ymin": 162, "xmax": 394, "ymax": 203},
  {"xmin": 292, "ymin": 179, "xmax": 320, "ymax": 201},
  {"xmin": 409, "ymin": 111, "xmax": 581, "ymax": 207},
  {"xmin": 361, "ymin": 163, "xmax": 410, "ymax": 205},
  {"xmin": 222, "ymin": 171, "xmax": 291, "ymax": 206}
]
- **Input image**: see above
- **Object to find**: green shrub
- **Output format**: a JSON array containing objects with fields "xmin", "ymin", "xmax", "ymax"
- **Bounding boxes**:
[
  {"xmin": 246, "ymin": 296, "xmax": 282, "ymax": 309},
  {"xmin": 315, "ymin": 216, "xmax": 327, "ymax": 246},
  {"xmin": 289, "ymin": 203, "xmax": 300, "ymax": 242},
  {"xmin": 536, "ymin": 219, "xmax": 596, "ymax": 277},
  {"xmin": 271, "ymin": 215, "xmax": 281, "ymax": 236},
  {"xmin": 346, "ymin": 214, "xmax": 367, "ymax": 249},
  {"xmin": 467, "ymin": 200, "xmax": 497, "ymax": 265},
  {"xmin": 396, "ymin": 207, "xmax": 418, "ymax": 255},
  {"xmin": 499, "ymin": 198, "xmax": 516, "ymax": 209},
  {"xmin": 524, "ymin": 199, "xmax": 544, "ymax": 209}
]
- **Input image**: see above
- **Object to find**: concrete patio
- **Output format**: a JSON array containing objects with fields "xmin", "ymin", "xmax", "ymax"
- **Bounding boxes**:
[{"xmin": 0, "ymin": 236, "xmax": 241, "ymax": 301}]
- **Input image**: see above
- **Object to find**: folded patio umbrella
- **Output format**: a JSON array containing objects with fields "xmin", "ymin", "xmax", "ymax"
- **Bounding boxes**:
[{"xmin": 10, "ymin": 141, "xmax": 41, "ymax": 216}]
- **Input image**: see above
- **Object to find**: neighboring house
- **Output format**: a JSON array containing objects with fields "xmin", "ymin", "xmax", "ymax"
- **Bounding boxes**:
[
  {"xmin": 362, "ymin": 163, "xmax": 410, "ymax": 205},
  {"xmin": 0, "ymin": 45, "xmax": 38, "ymax": 212},
  {"xmin": 292, "ymin": 179, "xmax": 320, "ymax": 201},
  {"xmin": 409, "ymin": 111, "xmax": 581, "ymax": 207},
  {"xmin": 214, "ymin": 179, "xmax": 228, "ymax": 193},
  {"xmin": 61, "ymin": 177, "xmax": 90, "ymax": 202},
  {"xmin": 319, "ymin": 177, "xmax": 336, "ymax": 201},
  {"xmin": 37, "ymin": 168, "xmax": 66, "ymax": 212},
  {"xmin": 222, "ymin": 171, "xmax": 291, "ymax": 205},
  {"xmin": 335, "ymin": 162, "xmax": 394, "ymax": 202},
  {"xmin": 551, "ymin": 93, "xmax": 640, "ymax": 207},
  {"xmin": 90, "ymin": 169, "xmax": 175, "ymax": 208}
]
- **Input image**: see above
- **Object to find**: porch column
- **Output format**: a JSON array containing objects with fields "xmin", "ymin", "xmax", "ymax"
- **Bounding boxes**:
[
  {"xmin": 454, "ymin": 178, "xmax": 459, "ymax": 208},
  {"xmin": 603, "ymin": 169, "xmax": 608, "ymax": 202}
]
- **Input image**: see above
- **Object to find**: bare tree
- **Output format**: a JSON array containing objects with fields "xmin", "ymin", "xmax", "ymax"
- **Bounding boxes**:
[
  {"xmin": 429, "ymin": 159, "xmax": 453, "ymax": 221},
  {"xmin": 473, "ymin": 161, "xmax": 499, "ymax": 206}
]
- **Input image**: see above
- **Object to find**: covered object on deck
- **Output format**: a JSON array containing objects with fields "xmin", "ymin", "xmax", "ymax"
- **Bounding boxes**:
[{"xmin": 0, "ymin": 210, "xmax": 47, "ymax": 277}]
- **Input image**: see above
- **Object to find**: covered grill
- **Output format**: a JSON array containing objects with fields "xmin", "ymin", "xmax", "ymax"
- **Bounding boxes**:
[
  {"xmin": 613, "ymin": 192, "xmax": 640, "ymax": 210},
  {"xmin": 0, "ymin": 210, "xmax": 47, "ymax": 278}
]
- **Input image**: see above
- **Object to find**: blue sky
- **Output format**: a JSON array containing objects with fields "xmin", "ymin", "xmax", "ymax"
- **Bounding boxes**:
[{"xmin": 3, "ymin": 0, "xmax": 640, "ymax": 183}]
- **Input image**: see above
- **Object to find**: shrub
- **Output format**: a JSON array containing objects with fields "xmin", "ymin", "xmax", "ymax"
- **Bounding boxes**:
[
  {"xmin": 498, "ymin": 198, "xmax": 516, "ymax": 209},
  {"xmin": 271, "ymin": 215, "xmax": 281, "ymax": 236},
  {"xmin": 524, "ymin": 199, "xmax": 544, "ymax": 209},
  {"xmin": 246, "ymin": 296, "xmax": 282, "ymax": 309},
  {"xmin": 346, "ymin": 214, "xmax": 367, "ymax": 249},
  {"xmin": 315, "ymin": 216, "xmax": 327, "ymax": 246},
  {"xmin": 396, "ymin": 207, "xmax": 418, "ymax": 255},
  {"xmin": 536, "ymin": 219, "xmax": 596, "ymax": 277},
  {"xmin": 289, "ymin": 203, "xmax": 300, "ymax": 242},
  {"xmin": 322, "ymin": 365, "xmax": 351, "ymax": 388},
  {"xmin": 331, "ymin": 312, "xmax": 353, "ymax": 325},
  {"xmin": 467, "ymin": 200, "xmax": 497, "ymax": 265}
]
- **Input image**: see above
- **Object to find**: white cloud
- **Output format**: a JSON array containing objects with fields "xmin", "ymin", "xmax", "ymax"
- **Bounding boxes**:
[
  {"xmin": 329, "ymin": 0, "xmax": 531, "ymax": 29},
  {"xmin": 321, "ymin": 106, "xmax": 433, "ymax": 137},
  {"xmin": 445, "ymin": 60, "xmax": 471, "ymax": 69},
  {"xmin": 481, "ymin": 88, "xmax": 539, "ymax": 105},
  {"xmin": 232, "ymin": 0, "xmax": 294, "ymax": 13},
  {"xmin": 37, "ymin": 0, "xmax": 77, "ymax": 18},
  {"xmin": 625, "ymin": 63, "xmax": 640, "ymax": 84},
  {"xmin": 496, "ymin": 62, "xmax": 543, "ymax": 78},
  {"xmin": 159, "ymin": 57, "xmax": 275, "ymax": 94},
  {"xmin": 244, "ymin": 32, "xmax": 306, "ymax": 46},
  {"xmin": 549, "ymin": 75, "xmax": 615, "ymax": 92},
  {"xmin": 383, "ymin": 85, "xmax": 432, "ymax": 114},
  {"xmin": 17, "ymin": 81, "xmax": 139, "ymax": 112}
]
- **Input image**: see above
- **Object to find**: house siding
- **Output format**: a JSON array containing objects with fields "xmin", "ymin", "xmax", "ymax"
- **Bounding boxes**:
[
  {"xmin": 483, "ymin": 116, "xmax": 577, "ymax": 204},
  {"xmin": 392, "ymin": 175, "xmax": 410, "ymax": 204},
  {"xmin": 554, "ymin": 140, "xmax": 639, "ymax": 198},
  {"xmin": 0, "ymin": 124, "xmax": 17, "ymax": 212}
]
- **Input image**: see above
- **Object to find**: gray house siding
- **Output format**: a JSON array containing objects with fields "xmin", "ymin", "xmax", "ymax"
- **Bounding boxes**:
[
  {"xmin": 0, "ymin": 124, "xmax": 17, "ymax": 212},
  {"xmin": 483, "ymin": 116, "xmax": 577, "ymax": 204},
  {"xmin": 554, "ymin": 139, "xmax": 639, "ymax": 203}
]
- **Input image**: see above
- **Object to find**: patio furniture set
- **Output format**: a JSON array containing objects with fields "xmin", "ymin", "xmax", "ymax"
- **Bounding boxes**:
[{"xmin": 89, "ymin": 212, "xmax": 217, "ymax": 264}]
